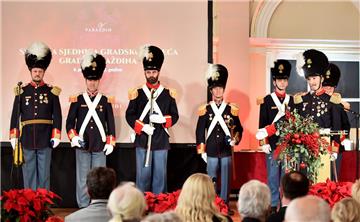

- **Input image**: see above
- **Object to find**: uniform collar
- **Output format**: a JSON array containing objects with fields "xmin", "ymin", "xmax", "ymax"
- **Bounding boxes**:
[
  {"xmin": 87, "ymin": 89, "xmax": 98, "ymax": 97},
  {"xmin": 30, "ymin": 80, "xmax": 45, "ymax": 87},
  {"xmin": 315, "ymin": 88, "xmax": 325, "ymax": 96},
  {"xmin": 275, "ymin": 90, "xmax": 286, "ymax": 99},
  {"xmin": 146, "ymin": 82, "xmax": 160, "ymax": 89}
]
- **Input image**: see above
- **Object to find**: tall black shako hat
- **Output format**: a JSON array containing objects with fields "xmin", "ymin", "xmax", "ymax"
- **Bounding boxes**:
[
  {"xmin": 300, "ymin": 49, "xmax": 329, "ymax": 78},
  {"xmin": 140, "ymin": 45, "xmax": 164, "ymax": 71},
  {"xmin": 206, "ymin": 64, "xmax": 228, "ymax": 89},
  {"xmin": 25, "ymin": 42, "xmax": 52, "ymax": 71},
  {"xmin": 81, "ymin": 53, "xmax": 106, "ymax": 80},
  {"xmin": 271, "ymin": 59, "xmax": 291, "ymax": 79},
  {"xmin": 323, "ymin": 63, "xmax": 341, "ymax": 87}
]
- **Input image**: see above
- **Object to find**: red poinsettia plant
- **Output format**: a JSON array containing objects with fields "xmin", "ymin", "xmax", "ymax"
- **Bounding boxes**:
[
  {"xmin": 1, "ymin": 188, "xmax": 61, "ymax": 222},
  {"xmin": 144, "ymin": 189, "xmax": 228, "ymax": 215},
  {"xmin": 274, "ymin": 109, "xmax": 331, "ymax": 182},
  {"xmin": 309, "ymin": 179, "xmax": 353, "ymax": 207}
]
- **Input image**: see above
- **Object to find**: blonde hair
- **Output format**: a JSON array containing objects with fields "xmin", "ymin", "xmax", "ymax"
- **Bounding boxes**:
[
  {"xmin": 107, "ymin": 183, "xmax": 146, "ymax": 222},
  {"xmin": 141, "ymin": 211, "xmax": 182, "ymax": 222},
  {"xmin": 352, "ymin": 179, "xmax": 360, "ymax": 204},
  {"xmin": 175, "ymin": 173, "xmax": 227, "ymax": 222},
  {"xmin": 331, "ymin": 197, "xmax": 360, "ymax": 222}
]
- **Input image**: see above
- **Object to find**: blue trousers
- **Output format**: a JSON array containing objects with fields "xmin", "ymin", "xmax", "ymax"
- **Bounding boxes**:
[
  {"xmin": 76, "ymin": 149, "xmax": 106, "ymax": 208},
  {"xmin": 207, "ymin": 156, "xmax": 231, "ymax": 204},
  {"xmin": 266, "ymin": 153, "xmax": 284, "ymax": 207},
  {"xmin": 136, "ymin": 147, "xmax": 168, "ymax": 194},
  {"xmin": 22, "ymin": 147, "xmax": 52, "ymax": 190}
]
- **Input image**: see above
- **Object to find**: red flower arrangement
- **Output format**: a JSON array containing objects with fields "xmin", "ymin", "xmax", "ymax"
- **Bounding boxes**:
[
  {"xmin": 274, "ymin": 110, "xmax": 331, "ymax": 182},
  {"xmin": 144, "ymin": 189, "xmax": 228, "ymax": 215},
  {"xmin": 309, "ymin": 179, "xmax": 353, "ymax": 207},
  {"xmin": 1, "ymin": 188, "xmax": 60, "ymax": 222}
]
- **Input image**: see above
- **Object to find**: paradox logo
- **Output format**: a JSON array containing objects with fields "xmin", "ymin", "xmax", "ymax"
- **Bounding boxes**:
[{"xmin": 85, "ymin": 22, "xmax": 112, "ymax": 33}]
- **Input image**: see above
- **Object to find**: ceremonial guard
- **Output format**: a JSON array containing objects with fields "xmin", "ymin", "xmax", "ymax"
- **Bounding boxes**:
[
  {"xmin": 10, "ymin": 41, "xmax": 62, "ymax": 190},
  {"xmin": 294, "ymin": 49, "xmax": 342, "ymax": 167},
  {"xmin": 255, "ymin": 59, "xmax": 294, "ymax": 211},
  {"xmin": 322, "ymin": 63, "xmax": 351, "ymax": 178},
  {"xmin": 66, "ymin": 53, "xmax": 116, "ymax": 208},
  {"xmin": 195, "ymin": 64, "xmax": 243, "ymax": 212},
  {"xmin": 125, "ymin": 45, "xmax": 179, "ymax": 194}
]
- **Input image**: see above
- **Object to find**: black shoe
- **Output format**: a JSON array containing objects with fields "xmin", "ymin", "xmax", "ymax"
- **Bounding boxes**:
[{"xmin": 228, "ymin": 209, "xmax": 235, "ymax": 216}]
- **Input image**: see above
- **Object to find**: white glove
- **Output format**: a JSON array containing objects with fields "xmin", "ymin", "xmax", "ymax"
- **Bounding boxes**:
[
  {"xmin": 256, "ymin": 128, "xmax": 268, "ymax": 140},
  {"xmin": 201, "ymin": 153, "xmax": 207, "ymax": 163},
  {"xmin": 319, "ymin": 128, "xmax": 331, "ymax": 135},
  {"xmin": 71, "ymin": 136, "xmax": 83, "ymax": 148},
  {"xmin": 261, "ymin": 144, "xmax": 272, "ymax": 154},
  {"xmin": 50, "ymin": 138, "xmax": 60, "ymax": 148},
  {"xmin": 149, "ymin": 114, "xmax": 166, "ymax": 124},
  {"xmin": 229, "ymin": 140, "xmax": 236, "ymax": 147},
  {"xmin": 103, "ymin": 144, "xmax": 114, "ymax": 155},
  {"xmin": 331, "ymin": 153, "xmax": 338, "ymax": 161},
  {"xmin": 142, "ymin": 124, "xmax": 155, "ymax": 135},
  {"xmin": 341, "ymin": 139, "xmax": 352, "ymax": 151},
  {"xmin": 10, "ymin": 138, "xmax": 17, "ymax": 150}
]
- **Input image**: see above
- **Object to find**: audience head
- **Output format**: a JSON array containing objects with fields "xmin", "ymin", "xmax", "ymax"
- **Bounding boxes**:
[
  {"xmin": 331, "ymin": 197, "xmax": 360, "ymax": 222},
  {"xmin": 285, "ymin": 195, "xmax": 330, "ymax": 222},
  {"xmin": 141, "ymin": 211, "xmax": 182, "ymax": 222},
  {"xmin": 107, "ymin": 182, "xmax": 146, "ymax": 222},
  {"xmin": 175, "ymin": 173, "xmax": 226, "ymax": 222},
  {"xmin": 237, "ymin": 179, "xmax": 271, "ymax": 221},
  {"xmin": 281, "ymin": 171, "xmax": 309, "ymax": 200},
  {"xmin": 86, "ymin": 167, "xmax": 116, "ymax": 199},
  {"xmin": 351, "ymin": 179, "xmax": 360, "ymax": 204}
]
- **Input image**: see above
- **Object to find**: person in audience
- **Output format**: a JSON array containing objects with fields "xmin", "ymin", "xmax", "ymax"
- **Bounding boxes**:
[
  {"xmin": 331, "ymin": 197, "xmax": 360, "ymax": 222},
  {"xmin": 351, "ymin": 179, "xmax": 360, "ymax": 204},
  {"xmin": 284, "ymin": 195, "xmax": 330, "ymax": 222},
  {"xmin": 237, "ymin": 179, "xmax": 271, "ymax": 222},
  {"xmin": 175, "ymin": 173, "xmax": 232, "ymax": 222},
  {"xmin": 267, "ymin": 171, "xmax": 309, "ymax": 222},
  {"xmin": 107, "ymin": 182, "xmax": 147, "ymax": 222},
  {"xmin": 141, "ymin": 211, "xmax": 182, "ymax": 222},
  {"xmin": 65, "ymin": 167, "xmax": 116, "ymax": 222}
]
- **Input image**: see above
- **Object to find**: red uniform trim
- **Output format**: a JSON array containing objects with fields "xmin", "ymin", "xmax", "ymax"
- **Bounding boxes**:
[{"xmin": 134, "ymin": 120, "xmax": 144, "ymax": 135}]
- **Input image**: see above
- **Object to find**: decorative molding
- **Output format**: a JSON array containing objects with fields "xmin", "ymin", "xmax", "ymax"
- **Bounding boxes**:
[{"xmin": 250, "ymin": 0, "xmax": 282, "ymax": 38}]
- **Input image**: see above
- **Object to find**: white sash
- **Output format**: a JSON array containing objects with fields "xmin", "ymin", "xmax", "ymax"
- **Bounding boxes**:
[
  {"xmin": 206, "ymin": 101, "xmax": 231, "ymax": 140},
  {"xmin": 140, "ymin": 84, "xmax": 169, "ymax": 135},
  {"xmin": 79, "ymin": 93, "xmax": 106, "ymax": 142},
  {"xmin": 270, "ymin": 92, "xmax": 290, "ymax": 123}
]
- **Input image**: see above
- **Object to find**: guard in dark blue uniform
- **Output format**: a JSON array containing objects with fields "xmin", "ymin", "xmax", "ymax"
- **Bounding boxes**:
[
  {"xmin": 9, "ymin": 41, "xmax": 62, "ymax": 190},
  {"xmin": 195, "ymin": 64, "xmax": 243, "ymax": 208},
  {"xmin": 66, "ymin": 53, "xmax": 116, "ymax": 208},
  {"xmin": 126, "ymin": 45, "xmax": 179, "ymax": 194},
  {"xmin": 322, "ymin": 63, "xmax": 351, "ymax": 179},
  {"xmin": 255, "ymin": 59, "xmax": 294, "ymax": 211},
  {"xmin": 294, "ymin": 49, "xmax": 342, "ymax": 168}
]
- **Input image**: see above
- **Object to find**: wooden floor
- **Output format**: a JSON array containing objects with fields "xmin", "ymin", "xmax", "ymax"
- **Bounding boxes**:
[{"xmin": 52, "ymin": 200, "xmax": 241, "ymax": 221}]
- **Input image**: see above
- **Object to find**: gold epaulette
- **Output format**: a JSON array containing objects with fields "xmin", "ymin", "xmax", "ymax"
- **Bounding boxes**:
[
  {"xmin": 51, "ymin": 86, "xmax": 61, "ymax": 96},
  {"xmin": 294, "ymin": 94, "xmax": 303, "ymax": 104},
  {"xmin": 330, "ymin": 92, "xmax": 341, "ymax": 104},
  {"xmin": 69, "ymin": 95, "xmax": 78, "ymax": 103},
  {"xmin": 229, "ymin": 103, "xmax": 239, "ymax": 116},
  {"xmin": 169, "ymin": 88, "xmax": 177, "ymax": 99},
  {"xmin": 198, "ymin": 104, "xmax": 208, "ymax": 116},
  {"xmin": 13, "ymin": 85, "xmax": 24, "ymax": 95},
  {"xmin": 341, "ymin": 100, "xmax": 351, "ymax": 110},
  {"xmin": 128, "ymin": 88, "xmax": 138, "ymax": 100},
  {"xmin": 256, "ymin": 97, "xmax": 264, "ymax": 105},
  {"xmin": 107, "ymin": 96, "xmax": 115, "ymax": 104}
]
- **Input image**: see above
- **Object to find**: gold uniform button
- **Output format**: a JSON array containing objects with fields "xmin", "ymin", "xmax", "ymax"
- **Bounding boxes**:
[
  {"xmin": 90, "ymin": 126, "xmax": 94, "ymax": 129},
  {"xmin": 34, "ymin": 113, "xmax": 37, "ymax": 115}
]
